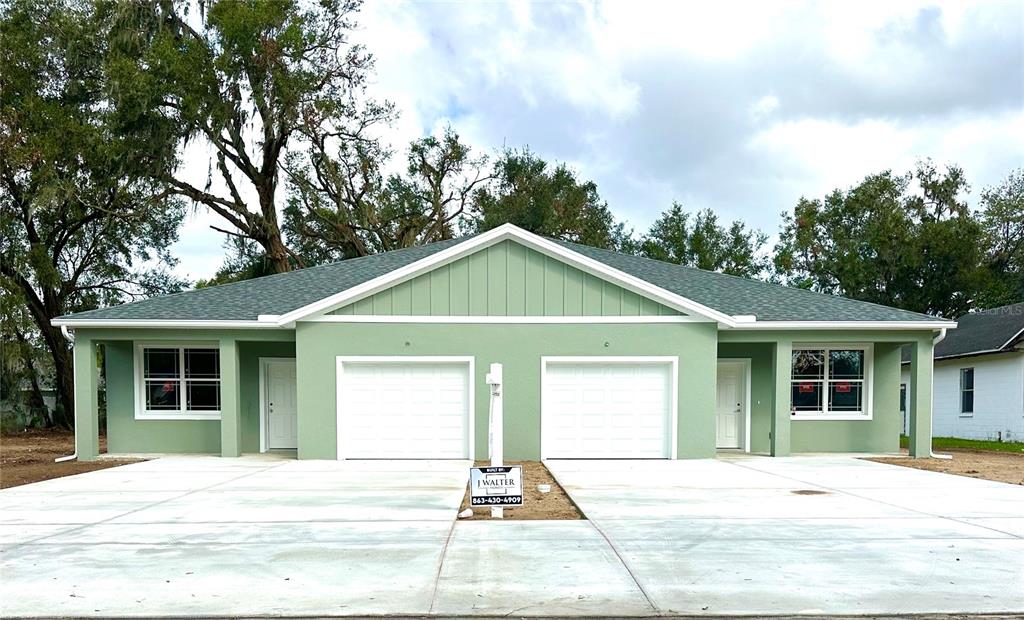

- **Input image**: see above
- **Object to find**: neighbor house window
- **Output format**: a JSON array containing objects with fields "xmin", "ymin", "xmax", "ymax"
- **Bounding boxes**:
[
  {"xmin": 136, "ymin": 344, "xmax": 220, "ymax": 419},
  {"xmin": 900, "ymin": 383, "xmax": 908, "ymax": 436},
  {"xmin": 960, "ymin": 367, "xmax": 974, "ymax": 415},
  {"xmin": 791, "ymin": 346, "xmax": 871, "ymax": 419}
]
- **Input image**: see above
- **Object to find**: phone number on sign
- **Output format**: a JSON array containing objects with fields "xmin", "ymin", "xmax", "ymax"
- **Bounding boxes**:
[{"xmin": 471, "ymin": 496, "xmax": 523, "ymax": 506}]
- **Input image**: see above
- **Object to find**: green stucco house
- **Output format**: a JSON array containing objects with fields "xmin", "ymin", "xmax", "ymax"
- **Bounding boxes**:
[{"xmin": 55, "ymin": 224, "xmax": 953, "ymax": 461}]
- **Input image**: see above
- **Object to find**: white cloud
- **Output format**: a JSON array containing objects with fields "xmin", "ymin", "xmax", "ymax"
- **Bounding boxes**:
[
  {"xmin": 170, "ymin": 0, "xmax": 1024, "ymax": 281},
  {"xmin": 746, "ymin": 108, "xmax": 1024, "ymax": 205},
  {"xmin": 750, "ymin": 95, "xmax": 781, "ymax": 122}
]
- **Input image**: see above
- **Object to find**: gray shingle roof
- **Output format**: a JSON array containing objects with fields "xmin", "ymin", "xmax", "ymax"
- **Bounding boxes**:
[
  {"xmin": 60, "ymin": 237, "xmax": 469, "ymax": 321},
  {"xmin": 61, "ymin": 233, "xmax": 942, "ymax": 324},
  {"xmin": 552, "ymin": 239, "xmax": 937, "ymax": 322},
  {"xmin": 902, "ymin": 302, "xmax": 1024, "ymax": 361}
]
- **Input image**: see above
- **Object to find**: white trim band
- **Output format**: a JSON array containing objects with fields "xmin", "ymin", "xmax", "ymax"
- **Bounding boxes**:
[
  {"xmin": 308, "ymin": 314, "xmax": 705, "ymax": 324},
  {"xmin": 53, "ymin": 319, "xmax": 281, "ymax": 329},
  {"xmin": 727, "ymin": 320, "xmax": 956, "ymax": 331},
  {"xmin": 52, "ymin": 317, "xmax": 957, "ymax": 330}
]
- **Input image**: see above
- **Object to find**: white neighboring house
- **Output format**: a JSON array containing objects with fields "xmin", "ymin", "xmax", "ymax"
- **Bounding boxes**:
[{"xmin": 901, "ymin": 302, "xmax": 1024, "ymax": 442}]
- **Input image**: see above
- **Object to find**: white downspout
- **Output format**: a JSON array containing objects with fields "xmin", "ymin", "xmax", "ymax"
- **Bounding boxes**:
[
  {"xmin": 929, "ymin": 328, "xmax": 952, "ymax": 460},
  {"xmin": 486, "ymin": 363, "xmax": 504, "ymax": 519},
  {"xmin": 55, "ymin": 325, "xmax": 78, "ymax": 463}
]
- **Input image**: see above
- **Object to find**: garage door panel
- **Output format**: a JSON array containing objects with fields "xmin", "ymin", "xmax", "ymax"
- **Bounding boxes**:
[
  {"xmin": 543, "ymin": 360, "xmax": 674, "ymax": 459},
  {"xmin": 337, "ymin": 360, "xmax": 471, "ymax": 459}
]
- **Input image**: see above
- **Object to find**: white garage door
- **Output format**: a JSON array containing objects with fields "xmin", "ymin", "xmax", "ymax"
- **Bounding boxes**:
[
  {"xmin": 542, "ymin": 358, "xmax": 675, "ymax": 459},
  {"xmin": 337, "ymin": 358, "xmax": 471, "ymax": 459}
]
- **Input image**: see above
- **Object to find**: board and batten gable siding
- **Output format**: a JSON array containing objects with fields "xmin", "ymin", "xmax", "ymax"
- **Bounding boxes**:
[
  {"xmin": 329, "ymin": 240, "xmax": 682, "ymax": 317},
  {"xmin": 900, "ymin": 351, "xmax": 1024, "ymax": 441}
]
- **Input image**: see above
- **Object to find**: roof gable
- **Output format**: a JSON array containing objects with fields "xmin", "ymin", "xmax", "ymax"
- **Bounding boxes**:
[
  {"xmin": 279, "ymin": 224, "xmax": 732, "ymax": 324},
  {"xmin": 54, "ymin": 224, "xmax": 956, "ymax": 329},
  {"xmin": 330, "ymin": 240, "xmax": 682, "ymax": 317}
]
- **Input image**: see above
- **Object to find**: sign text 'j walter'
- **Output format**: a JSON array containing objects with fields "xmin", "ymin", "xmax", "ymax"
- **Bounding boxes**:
[{"xmin": 470, "ymin": 465, "xmax": 523, "ymax": 507}]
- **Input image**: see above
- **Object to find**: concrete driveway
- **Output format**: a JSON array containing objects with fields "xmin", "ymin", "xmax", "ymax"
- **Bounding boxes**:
[
  {"xmin": 546, "ymin": 456, "xmax": 1024, "ymax": 616},
  {"xmin": 3, "ymin": 455, "xmax": 1023, "ymax": 618},
  {"xmin": 0, "ymin": 456, "xmax": 470, "ymax": 618}
]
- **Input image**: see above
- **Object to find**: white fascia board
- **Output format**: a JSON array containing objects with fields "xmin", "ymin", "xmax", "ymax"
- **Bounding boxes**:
[
  {"xmin": 51, "ymin": 319, "xmax": 282, "ymax": 329},
  {"xmin": 999, "ymin": 326, "xmax": 1024, "ymax": 351},
  {"xmin": 278, "ymin": 223, "xmax": 737, "ymax": 326},
  {"xmin": 306, "ymin": 315, "xmax": 706, "ymax": 324},
  {"xmin": 724, "ymin": 320, "xmax": 958, "ymax": 331}
]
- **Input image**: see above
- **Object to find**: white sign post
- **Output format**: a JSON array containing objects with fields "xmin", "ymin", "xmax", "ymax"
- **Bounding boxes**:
[{"xmin": 485, "ymin": 363, "xmax": 504, "ymax": 518}]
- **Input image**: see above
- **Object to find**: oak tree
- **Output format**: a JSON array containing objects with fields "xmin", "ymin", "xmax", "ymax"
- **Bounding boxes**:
[
  {"xmin": 108, "ymin": 0, "xmax": 390, "ymax": 273},
  {"xmin": 1, "ymin": 0, "xmax": 184, "ymax": 427}
]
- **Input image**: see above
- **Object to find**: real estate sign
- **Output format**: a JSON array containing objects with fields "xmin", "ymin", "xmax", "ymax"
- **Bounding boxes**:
[{"xmin": 470, "ymin": 465, "xmax": 523, "ymax": 507}]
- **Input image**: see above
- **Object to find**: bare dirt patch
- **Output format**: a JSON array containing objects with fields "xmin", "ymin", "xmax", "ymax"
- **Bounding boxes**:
[
  {"xmin": 0, "ymin": 429, "xmax": 143, "ymax": 489},
  {"xmin": 867, "ymin": 448, "xmax": 1024, "ymax": 486},
  {"xmin": 459, "ymin": 460, "xmax": 584, "ymax": 520}
]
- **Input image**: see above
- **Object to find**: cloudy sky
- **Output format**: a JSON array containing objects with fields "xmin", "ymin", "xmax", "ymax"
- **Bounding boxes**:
[{"xmin": 170, "ymin": 0, "xmax": 1024, "ymax": 281}]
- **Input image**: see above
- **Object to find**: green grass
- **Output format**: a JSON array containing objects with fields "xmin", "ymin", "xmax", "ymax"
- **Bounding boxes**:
[{"xmin": 899, "ymin": 435, "xmax": 1024, "ymax": 453}]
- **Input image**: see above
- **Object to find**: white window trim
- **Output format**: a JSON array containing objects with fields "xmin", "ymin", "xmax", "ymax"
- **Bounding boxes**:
[
  {"xmin": 133, "ymin": 342, "xmax": 221, "ymax": 420},
  {"xmin": 959, "ymin": 367, "xmax": 975, "ymax": 417},
  {"xmin": 539, "ymin": 355, "xmax": 679, "ymax": 459},
  {"xmin": 334, "ymin": 356, "xmax": 476, "ymax": 460},
  {"xmin": 790, "ymin": 343, "xmax": 874, "ymax": 421}
]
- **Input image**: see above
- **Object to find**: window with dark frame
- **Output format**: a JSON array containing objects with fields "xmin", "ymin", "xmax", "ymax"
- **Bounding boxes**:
[
  {"xmin": 142, "ymin": 346, "xmax": 220, "ymax": 414},
  {"xmin": 960, "ymin": 367, "xmax": 974, "ymax": 414}
]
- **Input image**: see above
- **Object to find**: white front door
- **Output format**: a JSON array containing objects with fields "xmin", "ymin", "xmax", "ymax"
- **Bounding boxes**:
[
  {"xmin": 265, "ymin": 359, "xmax": 298, "ymax": 450},
  {"xmin": 716, "ymin": 361, "xmax": 745, "ymax": 449},
  {"xmin": 337, "ymin": 359, "xmax": 471, "ymax": 459},
  {"xmin": 542, "ymin": 359, "xmax": 675, "ymax": 459}
]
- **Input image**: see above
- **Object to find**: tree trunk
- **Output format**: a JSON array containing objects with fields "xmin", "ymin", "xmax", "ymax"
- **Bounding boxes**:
[
  {"xmin": 26, "ymin": 366, "xmax": 51, "ymax": 427},
  {"xmin": 40, "ymin": 324, "xmax": 75, "ymax": 430},
  {"xmin": 263, "ymin": 232, "xmax": 292, "ymax": 274},
  {"xmin": 5, "ymin": 277, "xmax": 76, "ymax": 430},
  {"xmin": 12, "ymin": 328, "xmax": 53, "ymax": 427},
  {"xmin": 256, "ymin": 191, "xmax": 293, "ymax": 273}
]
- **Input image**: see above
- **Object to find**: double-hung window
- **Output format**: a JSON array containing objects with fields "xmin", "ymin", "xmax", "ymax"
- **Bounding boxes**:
[
  {"xmin": 136, "ymin": 344, "xmax": 221, "ymax": 419},
  {"xmin": 791, "ymin": 345, "xmax": 871, "ymax": 420},
  {"xmin": 960, "ymin": 368, "xmax": 974, "ymax": 415}
]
